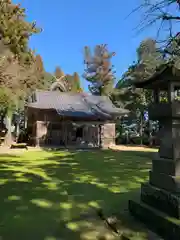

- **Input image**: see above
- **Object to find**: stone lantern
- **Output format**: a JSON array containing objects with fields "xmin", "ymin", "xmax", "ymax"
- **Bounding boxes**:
[{"xmin": 129, "ymin": 63, "xmax": 180, "ymax": 239}]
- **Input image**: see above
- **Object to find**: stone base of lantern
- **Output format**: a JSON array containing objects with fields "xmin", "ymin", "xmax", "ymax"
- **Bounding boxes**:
[
  {"xmin": 128, "ymin": 153, "xmax": 180, "ymax": 239},
  {"xmin": 141, "ymin": 182, "xmax": 180, "ymax": 218},
  {"xmin": 129, "ymin": 199, "xmax": 180, "ymax": 240},
  {"xmin": 130, "ymin": 56, "xmax": 180, "ymax": 239},
  {"xmin": 129, "ymin": 181, "xmax": 180, "ymax": 239},
  {"xmin": 149, "ymin": 171, "xmax": 180, "ymax": 193}
]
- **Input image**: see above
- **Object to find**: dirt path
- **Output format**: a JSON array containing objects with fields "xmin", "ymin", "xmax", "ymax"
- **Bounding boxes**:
[
  {"xmin": 109, "ymin": 144, "xmax": 158, "ymax": 152},
  {"xmin": 0, "ymin": 146, "xmax": 41, "ymax": 155},
  {"xmin": 0, "ymin": 145, "xmax": 158, "ymax": 155}
]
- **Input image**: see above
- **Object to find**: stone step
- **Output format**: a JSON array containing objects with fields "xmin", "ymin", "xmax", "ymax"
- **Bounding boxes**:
[
  {"xmin": 152, "ymin": 157, "xmax": 180, "ymax": 175},
  {"xmin": 141, "ymin": 182, "xmax": 180, "ymax": 218},
  {"xmin": 129, "ymin": 199, "xmax": 180, "ymax": 240},
  {"xmin": 149, "ymin": 170, "xmax": 180, "ymax": 193}
]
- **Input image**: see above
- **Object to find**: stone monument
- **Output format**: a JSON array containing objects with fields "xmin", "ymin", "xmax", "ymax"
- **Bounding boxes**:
[{"xmin": 129, "ymin": 63, "xmax": 180, "ymax": 239}]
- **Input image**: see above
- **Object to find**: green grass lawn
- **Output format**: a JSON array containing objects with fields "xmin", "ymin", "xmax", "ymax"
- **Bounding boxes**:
[{"xmin": 0, "ymin": 149, "xmax": 156, "ymax": 240}]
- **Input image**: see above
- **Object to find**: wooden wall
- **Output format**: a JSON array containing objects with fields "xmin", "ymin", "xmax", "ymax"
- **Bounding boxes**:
[{"xmin": 27, "ymin": 107, "xmax": 116, "ymax": 148}]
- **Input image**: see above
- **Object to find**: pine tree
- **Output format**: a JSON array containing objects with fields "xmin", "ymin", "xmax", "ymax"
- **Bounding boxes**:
[
  {"xmin": 0, "ymin": 1, "xmax": 41, "ymax": 145},
  {"xmin": 83, "ymin": 44, "xmax": 115, "ymax": 96},
  {"xmin": 35, "ymin": 54, "xmax": 44, "ymax": 72},
  {"xmin": 114, "ymin": 38, "xmax": 165, "ymax": 111},
  {"xmin": 0, "ymin": 0, "xmax": 40, "ymax": 62}
]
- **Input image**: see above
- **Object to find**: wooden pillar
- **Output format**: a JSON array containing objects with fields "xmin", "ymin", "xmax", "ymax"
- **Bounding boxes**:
[
  {"xmin": 100, "ymin": 123, "xmax": 115, "ymax": 149},
  {"xmin": 36, "ymin": 121, "xmax": 47, "ymax": 146},
  {"xmin": 35, "ymin": 121, "xmax": 39, "ymax": 146},
  {"xmin": 167, "ymin": 82, "xmax": 175, "ymax": 102},
  {"xmin": 153, "ymin": 89, "xmax": 159, "ymax": 103}
]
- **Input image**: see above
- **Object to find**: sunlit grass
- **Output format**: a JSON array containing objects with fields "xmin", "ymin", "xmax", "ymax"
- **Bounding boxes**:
[{"xmin": 0, "ymin": 149, "xmax": 155, "ymax": 239}]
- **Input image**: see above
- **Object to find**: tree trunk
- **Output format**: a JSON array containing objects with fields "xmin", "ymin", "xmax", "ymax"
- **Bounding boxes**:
[{"xmin": 4, "ymin": 110, "xmax": 13, "ymax": 146}]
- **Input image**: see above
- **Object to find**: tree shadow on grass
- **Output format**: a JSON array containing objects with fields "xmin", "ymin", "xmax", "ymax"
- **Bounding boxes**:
[{"xmin": 0, "ymin": 149, "xmax": 154, "ymax": 240}]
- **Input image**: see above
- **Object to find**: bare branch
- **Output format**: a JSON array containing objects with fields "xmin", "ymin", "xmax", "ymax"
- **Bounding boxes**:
[
  {"xmin": 130, "ymin": 0, "xmax": 180, "ymax": 54},
  {"xmin": 162, "ymin": 15, "xmax": 180, "ymax": 20}
]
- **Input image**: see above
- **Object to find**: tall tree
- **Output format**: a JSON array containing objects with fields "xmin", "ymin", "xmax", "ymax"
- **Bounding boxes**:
[
  {"xmin": 83, "ymin": 44, "xmax": 116, "ymax": 96},
  {"xmin": 35, "ymin": 54, "xmax": 44, "ymax": 72},
  {"xmin": 54, "ymin": 66, "xmax": 64, "ymax": 79},
  {"xmin": 128, "ymin": 38, "xmax": 165, "ymax": 83},
  {"xmin": 31, "ymin": 54, "xmax": 55, "ymax": 90},
  {"xmin": 0, "ymin": 1, "xmax": 40, "ymax": 145},
  {"xmin": 71, "ymin": 72, "xmax": 82, "ymax": 93},
  {"xmin": 114, "ymin": 38, "xmax": 165, "ymax": 111},
  {"xmin": 0, "ymin": 0, "xmax": 40, "ymax": 61}
]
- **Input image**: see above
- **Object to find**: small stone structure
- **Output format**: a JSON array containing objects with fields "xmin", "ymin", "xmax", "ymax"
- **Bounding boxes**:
[
  {"xmin": 27, "ymin": 90, "xmax": 128, "ymax": 149},
  {"xmin": 100, "ymin": 123, "xmax": 116, "ymax": 148},
  {"xmin": 129, "ymin": 63, "xmax": 180, "ymax": 239}
]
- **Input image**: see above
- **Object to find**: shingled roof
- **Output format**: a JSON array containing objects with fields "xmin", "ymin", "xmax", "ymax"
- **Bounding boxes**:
[
  {"xmin": 27, "ymin": 90, "xmax": 128, "ymax": 119},
  {"xmin": 133, "ymin": 61, "xmax": 180, "ymax": 89},
  {"xmin": 133, "ymin": 63, "xmax": 170, "ymax": 89}
]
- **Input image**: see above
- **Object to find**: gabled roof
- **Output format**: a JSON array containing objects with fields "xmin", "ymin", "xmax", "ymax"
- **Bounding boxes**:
[{"xmin": 27, "ymin": 90, "xmax": 129, "ymax": 120}]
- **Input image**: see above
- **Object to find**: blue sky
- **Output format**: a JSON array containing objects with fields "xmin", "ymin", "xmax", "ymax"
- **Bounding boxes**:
[{"xmin": 14, "ymin": 0, "xmax": 163, "ymax": 91}]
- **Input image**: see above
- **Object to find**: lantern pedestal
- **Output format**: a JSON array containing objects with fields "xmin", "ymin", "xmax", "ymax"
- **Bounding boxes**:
[
  {"xmin": 129, "ymin": 199, "xmax": 180, "ymax": 239},
  {"xmin": 128, "ymin": 65, "xmax": 180, "ymax": 239}
]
